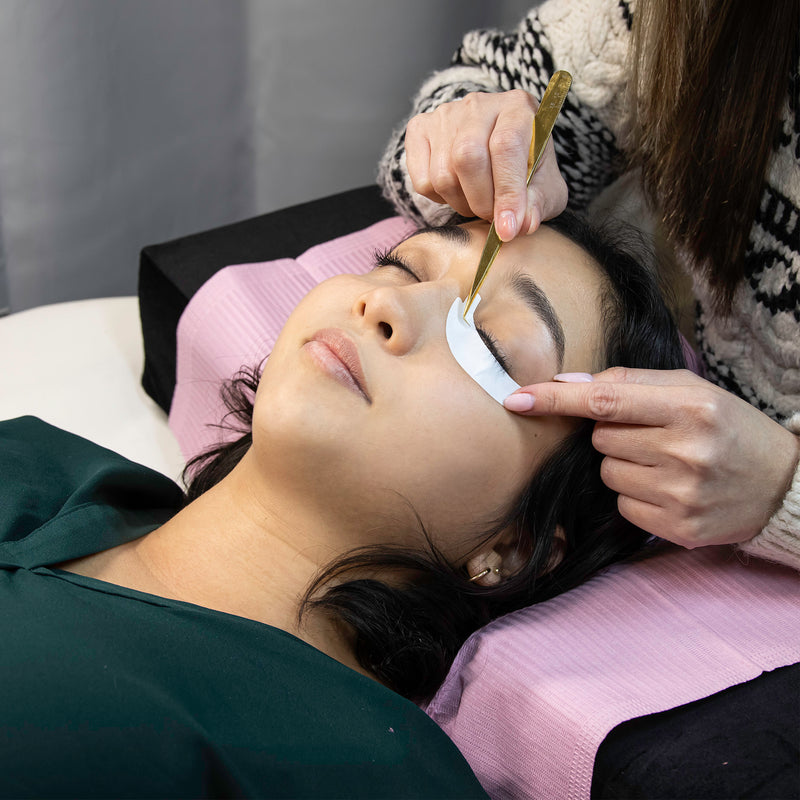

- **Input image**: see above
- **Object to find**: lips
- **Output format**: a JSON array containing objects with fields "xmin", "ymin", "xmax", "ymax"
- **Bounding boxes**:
[{"xmin": 305, "ymin": 329, "xmax": 371, "ymax": 402}]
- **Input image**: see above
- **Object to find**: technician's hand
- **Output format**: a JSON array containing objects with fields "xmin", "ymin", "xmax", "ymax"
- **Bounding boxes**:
[
  {"xmin": 405, "ymin": 90, "xmax": 568, "ymax": 242},
  {"xmin": 503, "ymin": 368, "xmax": 800, "ymax": 548}
]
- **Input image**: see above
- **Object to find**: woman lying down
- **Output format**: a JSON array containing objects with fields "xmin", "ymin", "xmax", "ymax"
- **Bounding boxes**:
[{"xmin": 0, "ymin": 212, "xmax": 684, "ymax": 798}]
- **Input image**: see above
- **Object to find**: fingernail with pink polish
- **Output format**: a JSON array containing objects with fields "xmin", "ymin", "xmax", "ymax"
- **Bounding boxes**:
[
  {"xmin": 503, "ymin": 392, "xmax": 535, "ymax": 412},
  {"xmin": 553, "ymin": 373, "xmax": 594, "ymax": 383},
  {"xmin": 498, "ymin": 211, "xmax": 517, "ymax": 241}
]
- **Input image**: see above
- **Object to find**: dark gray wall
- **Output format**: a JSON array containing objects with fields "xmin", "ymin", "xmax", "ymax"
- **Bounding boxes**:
[{"xmin": 0, "ymin": 0, "xmax": 536, "ymax": 312}]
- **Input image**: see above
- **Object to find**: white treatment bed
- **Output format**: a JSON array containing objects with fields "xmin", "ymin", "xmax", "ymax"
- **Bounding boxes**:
[{"xmin": 0, "ymin": 296, "xmax": 184, "ymax": 481}]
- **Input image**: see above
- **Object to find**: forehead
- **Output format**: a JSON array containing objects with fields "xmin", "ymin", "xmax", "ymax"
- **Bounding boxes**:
[{"xmin": 399, "ymin": 220, "xmax": 602, "ymax": 288}]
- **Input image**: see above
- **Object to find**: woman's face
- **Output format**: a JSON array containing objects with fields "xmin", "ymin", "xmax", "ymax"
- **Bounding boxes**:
[{"xmin": 252, "ymin": 221, "xmax": 607, "ymax": 561}]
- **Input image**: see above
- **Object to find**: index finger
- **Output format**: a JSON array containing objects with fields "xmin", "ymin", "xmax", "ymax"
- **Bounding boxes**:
[{"xmin": 503, "ymin": 380, "xmax": 676, "ymax": 426}]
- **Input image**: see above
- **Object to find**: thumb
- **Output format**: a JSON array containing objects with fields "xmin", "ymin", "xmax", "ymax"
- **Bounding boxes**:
[{"xmin": 494, "ymin": 185, "xmax": 528, "ymax": 242}]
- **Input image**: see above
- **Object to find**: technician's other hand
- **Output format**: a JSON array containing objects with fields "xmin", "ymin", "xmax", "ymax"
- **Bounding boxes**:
[
  {"xmin": 405, "ymin": 90, "xmax": 568, "ymax": 242},
  {"xmin": 504, "ymin": 368, "xmax": 800, "ymax": 549}
]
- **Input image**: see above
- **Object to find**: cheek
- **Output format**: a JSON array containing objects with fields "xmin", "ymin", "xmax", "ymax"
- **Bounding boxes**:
[{"xmin": 371, "ymin": 376, "xmax": 565, "ymax": 538}]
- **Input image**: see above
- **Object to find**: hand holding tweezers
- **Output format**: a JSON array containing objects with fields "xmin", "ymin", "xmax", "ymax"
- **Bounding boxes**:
[{"xmin": 463, "ymin": 70, "xmax": 573, "ymax": 318}]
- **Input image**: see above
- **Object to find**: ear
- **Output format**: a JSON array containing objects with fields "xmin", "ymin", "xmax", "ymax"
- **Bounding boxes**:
[
  {"xmin": 465, "ymin": 549, "xmax": 503, "ymax": 587},
  {"xmin": 544, "ymin": 525, "xmax": 567, "ymax": 572},
  {"xmin": 466, "ymin": 525, "xmax": 567, "ymax": 586},
  {"xmin": 465, "ymin": 524, "xmax": 528, "ymax": 586}
]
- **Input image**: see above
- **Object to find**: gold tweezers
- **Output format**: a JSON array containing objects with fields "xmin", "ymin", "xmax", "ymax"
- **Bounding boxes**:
[{"xmin": 463, "ymin": 70, "xmax": 573, "ymax": 318}]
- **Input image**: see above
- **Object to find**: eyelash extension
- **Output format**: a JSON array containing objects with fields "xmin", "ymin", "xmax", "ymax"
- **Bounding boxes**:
[
  {"xmin": 372, "ymin": 247, "xmax": 421, "ymax": 282},
  {"xmin": 476, "ymin": 325, "xmax": 513, "ymax": 376}
]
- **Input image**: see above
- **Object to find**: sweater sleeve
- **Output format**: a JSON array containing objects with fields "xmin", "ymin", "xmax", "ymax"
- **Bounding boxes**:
[
  {"xmin": 376, "ymin": 0, "xmax": 634, "ymax": 225},
  {"xmin": 736, "ymin": 413, "xmax": 800, "ymax": 570}
]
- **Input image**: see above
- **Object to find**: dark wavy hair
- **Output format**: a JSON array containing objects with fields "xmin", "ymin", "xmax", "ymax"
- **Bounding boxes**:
[{"xmin": 183, "ymin": 211, "xmax": 686, "ymax": 704}]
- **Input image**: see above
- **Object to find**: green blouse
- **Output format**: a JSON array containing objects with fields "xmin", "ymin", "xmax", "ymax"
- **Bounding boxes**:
[{"xmin": 0, "ymin": 417, "xmax": 487, "ymax": 799}]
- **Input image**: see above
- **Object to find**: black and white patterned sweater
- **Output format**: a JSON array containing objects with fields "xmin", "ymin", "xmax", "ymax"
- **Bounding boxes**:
[{"xmin": 377, "ymin": 0, "xmax": 800, "ymax": 568}]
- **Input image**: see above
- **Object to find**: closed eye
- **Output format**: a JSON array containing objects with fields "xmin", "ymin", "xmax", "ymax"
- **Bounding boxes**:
[
  {"xmin": 476, "ymin": 325, "xmax": 513, "ymax": 377},
  {"xmin": 372, "ymin": 248, "xmax": 422, "ymax": 282},
  {"xmin": 373, "ymin": 248, "xmax": 514, "ymax": 378}
]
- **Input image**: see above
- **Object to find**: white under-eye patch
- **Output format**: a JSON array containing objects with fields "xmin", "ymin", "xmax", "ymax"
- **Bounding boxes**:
[{"xmin": 445, "ymin": 296, "xmax": 521, "ymax": 404}]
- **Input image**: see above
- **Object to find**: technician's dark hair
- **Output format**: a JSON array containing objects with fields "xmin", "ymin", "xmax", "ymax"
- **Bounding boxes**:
[{"xmin": 184, "ymin": 211, "xmax": 686, "ymax": 704}]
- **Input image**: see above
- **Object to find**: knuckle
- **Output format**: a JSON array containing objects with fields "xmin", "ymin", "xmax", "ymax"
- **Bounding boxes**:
[
  {"xmin": 505, "ymin": 88, "xmax": 536, "ymax": 110},
  {"xmin": 470, "ymin": 196, "xmax": 494, "ymax": 221},
  {"xmin": 451, "ymin": 138, "xmax": 489, "ymax": 172},
  {"xmin": 673, "ymin": 480, "xmax": 704, "ymax": 513},
  {"xmin": 412, "ymin": 176, "xmax": 435, "ymax": 197},
  {"xmin": 687, "ymin": 392, "xmax": 721, "ymax": 429},
  {"xmin": 599, "ymin": 456, "xmax": 616, "ymax": 485},
  {"xmin": 697, "ymin": 397, "xmax": 720, "ymax": 426},
  {"xmin": 460, "ymin": 92, "xmax": 483, "ymax": 110},
  {"xmin": 488, "ymin": 126, "xmax": 528, "ymax": 159},
  {"xmin": 429, "ymin": 163, "xmax": 459, "ymax": 196},
  {"xmin": 603, "ymin": 366, "xmax": 631, "ymax": 383},
  {"xmin": 591, "ymin": 422, "xmax": 611, "ymax": 452},
  {"xmin": 585, "ymin": 384, "xmax": 621, "ymax": 420},
  {"xmin": 689, "ymin": 443, "xmax": 715, "ymax": 474},
  {"xmin": 672, "ymin": 482, "xmax": 693, "ymax": 509},
  {"xmin": 413, "ymin": 179, "xmax": 438, "ymax": 202},
  {"xmin": 405, "ymin": 113, "xmax": 427, "ymax": 138},
  {"xmin": 616, "ymin": 494, "xmax": 637, "ymax": 525}
]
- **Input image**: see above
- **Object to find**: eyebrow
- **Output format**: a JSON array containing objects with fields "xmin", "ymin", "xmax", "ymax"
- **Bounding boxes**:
[
  {"xmin": 411, "ymin": 224, "xmax": 566, "ymax": 371},
  {"xmin": 507, "ymin": 270, "xmax": 566, "ymax": 371},
  {"xmin": 407, "ymin": 223, "xmax": 471, "ymax": 247}
]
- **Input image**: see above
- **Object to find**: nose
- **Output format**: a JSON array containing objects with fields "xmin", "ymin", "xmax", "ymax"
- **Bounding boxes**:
[{"xmin": 353, "ymin": 280, "xmax": 456, "ymax": 356}]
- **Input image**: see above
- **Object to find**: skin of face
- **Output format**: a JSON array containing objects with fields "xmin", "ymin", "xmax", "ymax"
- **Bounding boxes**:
[{"xmin": 247, "ymin": 220, "xmax": 607, "ymax": 565}]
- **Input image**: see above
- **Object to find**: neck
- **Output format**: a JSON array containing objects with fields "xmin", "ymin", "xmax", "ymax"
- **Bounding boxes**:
[{"xmin": 65, "ymin": 448, "xmax": 372, "ymax": 678}]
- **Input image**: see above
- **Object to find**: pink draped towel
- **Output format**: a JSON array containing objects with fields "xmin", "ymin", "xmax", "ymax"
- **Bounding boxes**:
[{"xmin": 426, "ymin": 545, "xmax": 800, "ymax": 800}]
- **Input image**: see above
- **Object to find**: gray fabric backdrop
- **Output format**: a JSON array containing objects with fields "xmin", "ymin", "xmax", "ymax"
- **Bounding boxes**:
[{"xmin": 0, "ymin": 0, "xmax": 533, "ymax": 314}]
